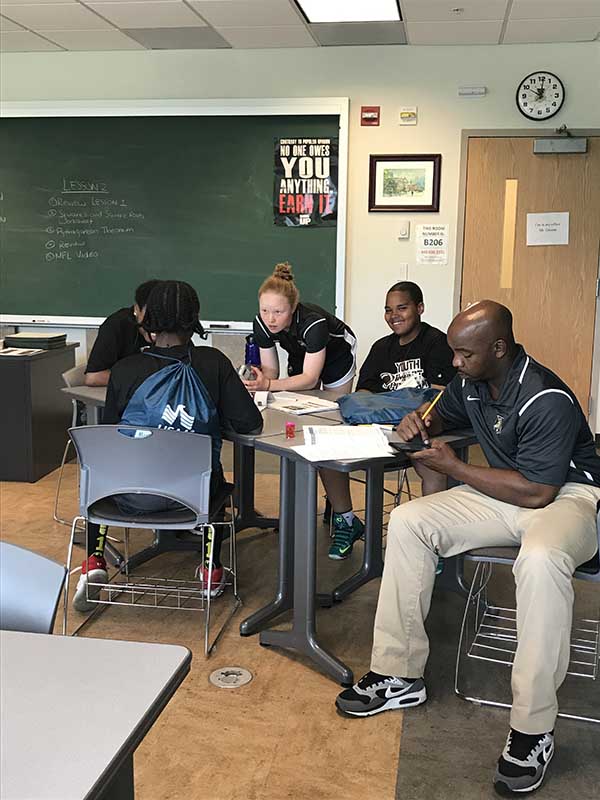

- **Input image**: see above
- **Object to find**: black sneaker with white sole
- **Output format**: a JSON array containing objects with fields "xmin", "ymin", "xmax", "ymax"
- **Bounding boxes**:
[
  {"xmin": 494, "ymin": 729, "xmax": 555, "ymax": 795},
  {"xmin": 335, "ymin": 671, "xmax": 427, "ymax": 717}
]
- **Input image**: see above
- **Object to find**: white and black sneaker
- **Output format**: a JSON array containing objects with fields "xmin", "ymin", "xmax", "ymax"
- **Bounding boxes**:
[
  {"xmin": 335, "ymin": 671, "xmax": 427, "ymax": 717},
  {"xmin": 494, "ymin": 729, "xmax": 555, "ymax": 795}
]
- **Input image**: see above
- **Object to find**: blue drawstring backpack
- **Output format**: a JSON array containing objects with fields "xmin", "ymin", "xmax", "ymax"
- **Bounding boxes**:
[
  {"xmin": 337, "ymin": 387, "xmax": 437, "ymax": 426},
  {"xmin": 120, "ymin": 351, "xmax": 222, "ymax": 469}
]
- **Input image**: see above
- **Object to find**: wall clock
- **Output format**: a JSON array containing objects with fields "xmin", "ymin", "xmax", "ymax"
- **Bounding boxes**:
[{"xmin": 516, "ymin": 71, "xmax": 565, "ymax": 120}]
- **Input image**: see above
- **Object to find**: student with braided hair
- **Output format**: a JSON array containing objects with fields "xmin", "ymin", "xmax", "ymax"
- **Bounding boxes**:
[
  {"xmin": 243, "ymin": 262, "xmax": 363, "ymax": 560},
  {"xmin": 73, "ymin": 280, "xmax": 263, "ymax": 612}
]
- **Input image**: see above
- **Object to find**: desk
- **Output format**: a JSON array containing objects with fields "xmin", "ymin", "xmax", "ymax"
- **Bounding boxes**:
[
  {"xmin": 61, "ymin": 384, "xmax": 106, "ymax": 425},
  {"xmin": 0, "ymin": 630, "xmax": 191, "ymax": 800},
  {"xmin": 242, "ymin": 427, "xmax": 476, "ymax": 685},
  {"xmin": 1, "ymin": 344, "xmax": 78, "ymax": 481}
]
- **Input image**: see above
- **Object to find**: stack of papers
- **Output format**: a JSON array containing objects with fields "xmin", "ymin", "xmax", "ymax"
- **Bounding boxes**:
[
  {"xmin": 0, "ymin": 347, "xmax": 44, "ymax": 356},
  {"xmin": 268, "ymin": 392, "xmax": 339, "ymax": 416},
  {"xmin": 293, "ymin": 425, "xmax": 395, "ymax": 462},
  {"xmin": 4, "ymin": 332, "xmax": 67, "ymax": 350}
]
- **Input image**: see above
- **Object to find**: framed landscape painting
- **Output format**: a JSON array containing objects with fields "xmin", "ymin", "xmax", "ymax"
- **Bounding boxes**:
[{"xmin": 369, "ymin": 154, "xmax": 441, "ymax": 212}]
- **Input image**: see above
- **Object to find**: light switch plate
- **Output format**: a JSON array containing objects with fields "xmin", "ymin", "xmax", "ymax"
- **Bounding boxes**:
[{"xmin": 398, "ymin": 220, "xmax": 410, "ymax": 239}]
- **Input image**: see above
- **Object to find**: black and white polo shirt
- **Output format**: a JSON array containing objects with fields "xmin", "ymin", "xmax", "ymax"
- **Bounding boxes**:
[
  {"xmin": 437, "ymin": 346, "xmax": 600, "ymax": 487},
  {"xmin": 253, "ymin": 302, "xmax": 357, "ymax": 387}
]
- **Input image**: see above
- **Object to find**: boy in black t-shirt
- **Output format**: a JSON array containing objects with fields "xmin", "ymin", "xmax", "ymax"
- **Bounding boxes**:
[
  {"xmin": 84, "ymin": 280, "xmax": 161, "ymax": 387},
  {"xmin": 324, "ymin": 282, "xmax": 456, "ymax": 554},
  {"xmin": 356, "ymin": 284, "xmax": 455, "ymax": 393}
]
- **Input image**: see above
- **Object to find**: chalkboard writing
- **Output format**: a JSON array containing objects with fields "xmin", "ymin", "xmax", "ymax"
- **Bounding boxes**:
[{"xmin": 0, "ymin": 115, "xmax": 339, "ymax": 320}]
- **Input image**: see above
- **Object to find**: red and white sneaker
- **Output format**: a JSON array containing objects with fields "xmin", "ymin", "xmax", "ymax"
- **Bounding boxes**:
[
  {"xmin": 195, "ymin": 564, "xmax": 226, "ymax": 599},
  {"xmin": 72, "ymin": 555, "xmax": 108, "ymax": 612}
]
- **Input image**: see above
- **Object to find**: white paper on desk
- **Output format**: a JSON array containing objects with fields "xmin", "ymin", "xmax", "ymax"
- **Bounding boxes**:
[
  {"xmin": 293, "ymin": 425, "xmax": 394, "ymax": 462},
  {"xmin": 268, "ymin": 391, "xmax": 339, "ymax": 415},
  {"xmin": 0, "ymin": 347, "xmax": 44, "ymax": 356}
]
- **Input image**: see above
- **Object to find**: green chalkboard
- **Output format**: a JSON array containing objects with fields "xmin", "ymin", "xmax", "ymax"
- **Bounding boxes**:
[{"xmin": 0, "ymin": 115, "xmax": 339, "ymax": 320}]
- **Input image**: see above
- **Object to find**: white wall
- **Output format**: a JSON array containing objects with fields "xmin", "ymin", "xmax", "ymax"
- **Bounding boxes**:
[{"xmin": 2, "ymin": 42, "xmax": 599, "ymax": 369}]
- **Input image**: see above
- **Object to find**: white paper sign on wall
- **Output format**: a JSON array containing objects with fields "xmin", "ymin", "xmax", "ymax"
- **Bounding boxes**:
[
  {"xmin": 526, "ymin": 212, "xmax": 569, "ymax": 246},
  {"xmin": 416, "ymin": 224, "xmax": 449, "ymax": 265}
]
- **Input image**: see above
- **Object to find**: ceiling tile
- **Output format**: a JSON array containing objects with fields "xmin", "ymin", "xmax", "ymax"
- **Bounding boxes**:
[
  {"xmin": 45, "ymin": 27, "xmax": 145, "ymax": 48},
  {"xmin": 310, "ymin": 21, "xmax": 406, "ymax": 45},
  {"xmin": 0, "ymin": 14, "xmax": 24, "ymax": 29},
  {"xmin": 87, "ymin": 1, "xmax": 205, "ymax": 29},
  {"xmin": 401, "ymin": 0, "xmax": 509, "ymax": 22},
  {"xmin": 189, "ymin": 0, "xmax": 303, "ymax": 28},
  {"xmin": 0, "ymin": 29, "xmax": 62, "ymax": 48},
  {"xmin": 1, "ymin": 4, "xmax": 113, "ymax": 30},
  {"xmin": 123, "ymin": 24, "xmax": 230, "ymax": 47},
  {"xmin": 407, "ymin": 20, "xmax": 503, "ymax": 44},
  {"xmin": 511, "ymin": 0, "xmax": 600, "ymax": 20},
  {"xmin": 219, "ymin": 24, "xmax": 315, "ymax": 48},
  {"xmin": 504, "ymin": 17, "xmax": 600, "ymax": 42}
]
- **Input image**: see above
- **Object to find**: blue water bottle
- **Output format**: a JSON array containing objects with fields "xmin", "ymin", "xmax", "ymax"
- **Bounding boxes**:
[{"xmin": 245, "ymin": 335, "xmax": 261, "ymax": 368}]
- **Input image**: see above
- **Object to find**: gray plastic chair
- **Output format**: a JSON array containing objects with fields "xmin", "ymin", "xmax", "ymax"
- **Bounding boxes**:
[
  {"xmin": 0, "ymin": 541, "xmax": 67, "ymax": 634},
  {"xmin": 64, "ymin": 425, "xmax": 239, "ymax": 655},
  {"xmin": 455, "ymin": 504, "xmax": 600, "ymax": 724},
  {"xmin": 53, "ymin": 363, "xmax": 87, "ymax": 526}
]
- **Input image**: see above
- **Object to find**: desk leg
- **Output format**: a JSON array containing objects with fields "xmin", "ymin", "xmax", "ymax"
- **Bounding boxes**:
[
  {"xmin": 259, "ymin": 460, "xmax": 354, "ymax": 686},
  {"xmin": 240, "ymin": 458, "xmax": 295, "ymax": 636},
  {"xmin": 87, "ymin": 404, "xmax": 100, "ymax": 426},
  {"xmin": 233, "ymin": 442, "xmax": 278, "ymax": 531},
  {"xmin": 97, "ymin": 754, "xmax": 134, "ymax": 799},
  {"xmin": 332, "ymin": 464, "xmax": 385, "ymax": 602}
]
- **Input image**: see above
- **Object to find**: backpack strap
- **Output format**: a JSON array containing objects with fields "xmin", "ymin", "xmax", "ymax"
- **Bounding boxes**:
[{"xmin": 142, "ymin": 345, "xmax": 193, "ymax": 366}]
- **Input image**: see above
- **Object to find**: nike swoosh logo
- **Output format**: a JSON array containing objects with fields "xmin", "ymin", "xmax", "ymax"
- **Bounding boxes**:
[
  {"xmin": 338, "ymin": 545, "xmax": 351, "ymax": 554},
  {"xmin": 466, "ymin": 395, "xmax": 480, "ymax": 401},
  {"xmin": 541, "ymin": 745, "xmax": 553, "ymax": 764},
  {"xmin": 385, "ymin": 686, "xmax": 405, "ymax": 698}
]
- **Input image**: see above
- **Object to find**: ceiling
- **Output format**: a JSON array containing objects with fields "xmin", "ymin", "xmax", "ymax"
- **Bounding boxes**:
[{"xmin": 1, "ymin": 0, "xmax": 599, "ymax": 53}]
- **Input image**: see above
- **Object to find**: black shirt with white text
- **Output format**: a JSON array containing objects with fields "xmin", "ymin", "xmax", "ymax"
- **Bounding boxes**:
[{"xmin": 356, "ymin": 322, "xmax": 455, "ymax": 393}]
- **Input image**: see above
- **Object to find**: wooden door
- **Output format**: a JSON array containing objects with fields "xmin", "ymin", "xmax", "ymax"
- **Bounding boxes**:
[{"xmin": 461, "ymin": 136, "xmax": 600, "ymax": 411}]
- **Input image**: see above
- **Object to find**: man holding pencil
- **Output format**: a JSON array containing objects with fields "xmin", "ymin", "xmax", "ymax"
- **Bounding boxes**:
[{"xmin": 336, "ymin": 300, "xmax": 600, "ymax": 796}]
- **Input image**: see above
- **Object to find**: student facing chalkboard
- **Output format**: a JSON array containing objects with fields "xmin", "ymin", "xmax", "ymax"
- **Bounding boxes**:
[{"xmin": 84, "ymin": 280, "xmax": 161, "ymax": 387}]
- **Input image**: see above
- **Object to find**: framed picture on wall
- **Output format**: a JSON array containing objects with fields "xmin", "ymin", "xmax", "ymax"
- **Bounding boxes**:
[{"xmin": 368, "ymin": 154, "xmax": 441, "ymax": 212}]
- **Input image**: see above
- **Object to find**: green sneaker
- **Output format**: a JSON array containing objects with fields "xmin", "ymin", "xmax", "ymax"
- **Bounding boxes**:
[{"xmin": 328, "ymin": 514, "xmax": 364, "ymax": 560}]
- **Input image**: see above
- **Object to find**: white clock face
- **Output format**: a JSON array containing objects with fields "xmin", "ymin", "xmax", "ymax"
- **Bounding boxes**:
[{"xmin": 516, "ymin": 71, "xmax": 565, "ymax": 120}]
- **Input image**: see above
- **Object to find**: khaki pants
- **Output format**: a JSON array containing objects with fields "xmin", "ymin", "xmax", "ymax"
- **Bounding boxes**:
[{"xmin": 371, "ymin": 483, "xmax": 600, "ymax": 733}]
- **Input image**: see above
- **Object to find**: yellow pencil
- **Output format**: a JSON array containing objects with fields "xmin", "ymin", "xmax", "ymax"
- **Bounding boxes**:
[{"xmin": 421, "ymin": 388, "xmax": 444, "ymax": 421}]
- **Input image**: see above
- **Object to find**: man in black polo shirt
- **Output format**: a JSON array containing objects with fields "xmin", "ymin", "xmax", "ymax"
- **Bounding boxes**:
[
  {"xmin": 84, "ymin": 280, "xmax": 161, "ymax": 386},
  {"xmin": 336, "ymin": 301, "xmax": 600, "ymax": 795}
]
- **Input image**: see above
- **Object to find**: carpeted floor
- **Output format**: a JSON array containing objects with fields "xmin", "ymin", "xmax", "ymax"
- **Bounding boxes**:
[{"xmin": 395, "ymin": 574, "xmax": 600, "ymax": 799}]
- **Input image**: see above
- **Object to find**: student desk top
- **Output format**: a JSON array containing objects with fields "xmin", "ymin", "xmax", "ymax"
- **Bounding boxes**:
[
  {"xmin": 61, "ymin": 384, "xmax": 106, "ymax": 425},
  {"xmin": 0, "ymin": 630, "xmax": 191, "ymax": 800}
]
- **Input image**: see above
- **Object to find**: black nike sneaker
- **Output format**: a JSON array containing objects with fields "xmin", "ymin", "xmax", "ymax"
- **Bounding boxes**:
[
  {"xmin": 335, "ymin": 671, "xmax": 427, "ymax": 717},
  {"xmin": 494, "ymin": 729, "xmax": 555, "ymax": 795}
]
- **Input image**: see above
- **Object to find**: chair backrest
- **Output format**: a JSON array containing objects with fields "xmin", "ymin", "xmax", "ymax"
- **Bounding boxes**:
[
  {"xmin": 62, "ymin": 363, "xmax": 86, "ymax": 388},
  {"xmin": 0, "ymin": 542, "xmax": 66, "ymax": 634},
  {"xmin": 69, "ymin": 425, "xmax": 212, "ymax": 525}
]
